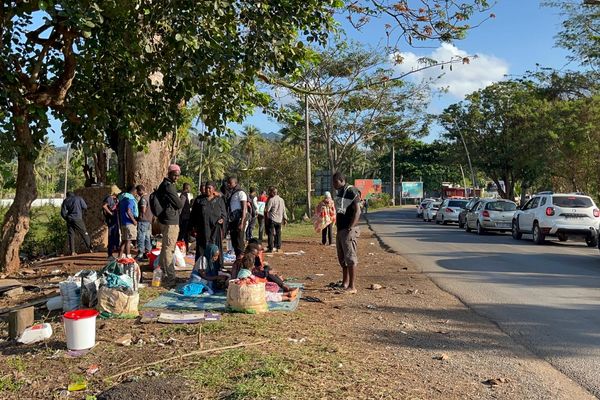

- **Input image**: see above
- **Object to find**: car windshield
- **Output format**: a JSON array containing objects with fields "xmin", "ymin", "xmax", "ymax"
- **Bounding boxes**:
[
  {"xmin": 552, "ymin": 196, "xmax": 593, "ymax": 208},
  {"xmin": 431, "ymin": 202, "xmax": 441, "ymax": 208},
  {"xmin": 485, "ymin": 201, "xmax": 517, "ymax": 212},
  {"xmin": 448, "ymin": 200, "xmax": 468, "ymax": 208}
]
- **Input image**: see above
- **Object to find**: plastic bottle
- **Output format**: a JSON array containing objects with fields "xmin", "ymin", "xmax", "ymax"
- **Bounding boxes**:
[{"xmin": 152, "ymin": 267, "xmax": 162, "ymax": 287}]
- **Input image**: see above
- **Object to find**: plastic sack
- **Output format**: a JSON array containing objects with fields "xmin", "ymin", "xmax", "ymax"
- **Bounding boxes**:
[
  {"xmin": 103, "ymin": 272, "xmax": 134, "ymax": 290},
  {"xmin": 227, "ymin": 281, "xmax": 268, "ymax": 314},
  {"xmin": 120, "ymin": 260, "xmax": 140, "ymax": 291},
  {"xmin": 176, "ymin": 240, "xmax": 186, "ymax": 255},
  {"xmin": 77, "ymin": 270, "xmax": 99, "ymax": 308},
  {"xmin": 96, "ymin": 286, "xmax": 139, "ymax": 316},
  {"xmin": 59, "ymin": 277, "xmax": 81, "ymax": 312},
  {"xmin": 173, "ymin": 245, "xmax": 186, "ymax": 269}
]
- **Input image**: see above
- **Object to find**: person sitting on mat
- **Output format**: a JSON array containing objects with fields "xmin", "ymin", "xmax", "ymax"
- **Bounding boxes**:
[
  {"xmin": 236, "ymin": 255, "xmax": 298, "ymax": 302},
  {"xmin": 242, "ymin": 243, "xmax": 299, "ymax": 298},
  {"xmin": 191, "ymin": 244, "xmax": 229, "ymax": 290}
]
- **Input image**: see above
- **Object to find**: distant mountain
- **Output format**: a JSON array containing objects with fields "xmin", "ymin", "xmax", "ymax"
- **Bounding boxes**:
[{"xmin": 262, "ymin": 131, "xmax": 282, "ymax": 142}]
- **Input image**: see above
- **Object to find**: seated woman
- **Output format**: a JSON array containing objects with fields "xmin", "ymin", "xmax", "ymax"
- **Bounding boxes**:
[
  {"xmin": 191, "ymin": 244, "xmax": 229, "ymax": 290},
  {"xmin": 242, "ymin": 243, "xmax": 299, "ymax": 299},
  {"xmin": 236, "ymin": 254, "xmax": 298, "ymax": 302}
]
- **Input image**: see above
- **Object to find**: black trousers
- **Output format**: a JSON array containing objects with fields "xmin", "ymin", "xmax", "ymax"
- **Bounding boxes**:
[
  {"xmin": 266, "ymin": 220, "xmax": 282, "ymax": 251},
  {"xmin": 67, "ymin": 218, "xmax": 91, "ymax": 254},
  {"xmin": 229, "ymin": 223, "xmax": 245, "ymax": 258},
  {"xmin": 322, "ymin": 224, "xmax": 333, "ymax": 245},
  {"xmin": 178, "ymin": 218, "xmax": 190, "ymax": 251},
  {"xmin": 246, "ymin": 216, "xmax": 256, "ymax": 241}
]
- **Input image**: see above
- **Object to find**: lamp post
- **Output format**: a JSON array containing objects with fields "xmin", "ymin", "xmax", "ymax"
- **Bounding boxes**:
[{"xmin": 305, "ymin": 93, "xmax": 312, "ymax": 216}]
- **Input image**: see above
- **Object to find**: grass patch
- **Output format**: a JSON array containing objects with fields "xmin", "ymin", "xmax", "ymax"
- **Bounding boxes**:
[
  {"xmin": 138, "ymin": 287, "xmax": 163, "ymax": 304},
  {"xmin": 186, "ymin": 349, "xmax": 292, "ymax": 399},
  {"xmin": 0, "ymin": 375, "xmax": 24, "ymax": 392},
  {"xmin": 6, "ymin": 357, "xmax": 25, "ymax": 373},
  {"xmin": 282, "ymin": 222, "xmax": 317, "ymax": 240}
]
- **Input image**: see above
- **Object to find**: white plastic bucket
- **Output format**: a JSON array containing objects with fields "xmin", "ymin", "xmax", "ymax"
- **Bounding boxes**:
[{"xmin": 63, "ymin": 309, "xmax": 99, "ymax": 350}]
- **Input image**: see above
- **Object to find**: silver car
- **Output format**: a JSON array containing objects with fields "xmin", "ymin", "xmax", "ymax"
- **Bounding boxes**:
[
  {"xmin": 465, "ymin": 199, "xmax": 517, "ymax": 235},
  {"xmin": 424, "ymin": 201, "xmax": 442, "ymax": 222},
  {"xmin": 435, "ymin": 199, "xmax": 469, "ymax": 224}
]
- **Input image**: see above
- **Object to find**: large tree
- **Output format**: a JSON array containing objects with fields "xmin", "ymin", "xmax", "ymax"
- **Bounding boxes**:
[{"xmin": 0, "ymin": 0, "xmax": 339, "ymax": 273}]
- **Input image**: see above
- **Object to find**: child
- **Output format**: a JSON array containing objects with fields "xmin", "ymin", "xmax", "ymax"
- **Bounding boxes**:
[
  {"xmin": 236, "ymin": 253, "xmax": 298, "ymax": 302},
  {"xmin": 243, "ymin": 243, "xmax": 299, "ymax": 298}
]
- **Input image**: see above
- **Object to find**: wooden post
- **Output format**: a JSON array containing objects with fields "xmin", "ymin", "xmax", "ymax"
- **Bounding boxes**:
[
  {"xmin": 305, "ymin": 94, "xmax": 312, "ymax": 216},
  {"xmin": 8, "ymin": 306, "xmax": 34, "ymax": 339}
]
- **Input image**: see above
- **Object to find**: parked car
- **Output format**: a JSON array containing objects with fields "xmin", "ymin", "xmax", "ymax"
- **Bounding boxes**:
[
  {"xmin": 416, "ymin": 198, "xmax": 435, "ymax": 218},
  {"xmin": 436, "ymin": 199, "xmax": 469, "ymax": 224},
  {"xmin": 465, "ymin": 198, "xmax": 517, "ymax": 234},
  {"xmin": 423, "ymin": 201, "xmax": 442, "ymax": 222},
  {"xmin": 458, "ymin": 197, "xmax": 480, "ymax": 229},
  {"xmin": 512, "ymin": 192, "xmax": 599, "ymax": 246}
]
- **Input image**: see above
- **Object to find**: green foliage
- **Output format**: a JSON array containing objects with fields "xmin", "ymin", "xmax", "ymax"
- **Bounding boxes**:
[
  {"xmin": 175, "ymin": 175, "xmax": 197, "ymax": 196},
  {"xmin": 544, "ymin": 1, "xmax": 600, "ymax": 69},
  {"xmin": 368, "ymin": 193, "xmax": 392, "ymax": 209},
  {"xmin": 21, "ymin": 206, "xmax": 67, "ymax": 258}
]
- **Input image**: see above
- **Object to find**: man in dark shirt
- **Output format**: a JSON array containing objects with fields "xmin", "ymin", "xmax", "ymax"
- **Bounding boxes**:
[
  {"xmin": 102, "ymin": 186, "xmax": 120, "ymax": 259},
  {"xmin": 178, "ymin": 182, "xmax": 192, "ymax": 252},
  {"xmin": 61, "ymin": 192, "xmax": 93, "ymax": 255},
  {"xmin": 332, "ymin": 172, "xmax": 361, "ymax": 294},
  {"xmin": 136, "ymin": 184, "xmax": 153, "ymax": 261},
  {"xmin": 157, "ymin": 164, "xmax": 183, "ymax": 287}
]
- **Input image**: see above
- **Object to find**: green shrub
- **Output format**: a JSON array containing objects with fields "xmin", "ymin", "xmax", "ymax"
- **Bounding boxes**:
[{"xmin": 367, "ymin": 193, "xmax": 391, "ymax": 209}]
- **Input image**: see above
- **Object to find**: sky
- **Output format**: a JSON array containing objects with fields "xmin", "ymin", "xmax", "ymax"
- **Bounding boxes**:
[{"xmin": 48, "ymin": 1, "xmax": 573, "ymax": 145}]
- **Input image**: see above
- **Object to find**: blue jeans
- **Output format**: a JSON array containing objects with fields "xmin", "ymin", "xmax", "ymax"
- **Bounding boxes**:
[{"xmin": 137, "ymin": 221, "xmax": 152, "ymax": 255}]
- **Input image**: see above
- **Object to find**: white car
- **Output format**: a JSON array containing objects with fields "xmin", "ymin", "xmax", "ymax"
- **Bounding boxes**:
[
  {"xmin": 435, "ymin": 199, "xmax": 469, "ymax": 224},
  {"xmin": 465, "ymin": 198, "xmax": 517, "ymax": 234},
  {"xmin": 512, "ymin": 192, "xmax": 600, "ymax": 246},
  {"xmin": 416, "ymin": 198, "xmax": 436, "ymax": 218},
  {"xmin": 423, "ymin": 201, "xmax": 441, "ymax": 222}
]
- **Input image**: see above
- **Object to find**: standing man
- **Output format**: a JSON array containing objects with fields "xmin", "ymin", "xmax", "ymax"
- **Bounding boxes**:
[
  {"xmin": 226, "ymin": 176, "xmax": 247, "ymax": 258},
  {"xmin": 264, "ymin": 186, "xmax": 287, "ymax": 253},
  {"xmin": 245, "ymin": 187, "xmax": 258, "ymax": 241},
  {"xmin": 118, "ymin": 185, "xmax": 138, "ymax": 259},
  {"xmin": 136, "ymin": 185, "xmax": 153, "ymax": 261},
  {"xmin": 332, "ymin": 172, "xmax": 361, "ymax": 294},
  {"xmin": 61, "ymin": 192, "xmax": 93, "ymax": 255},
  {"xmin": 102, "ymin": 186, "xmax": 120, "ymax": 259},
  {"xmin": 178, "ymin": 182, "xmax": 192, "ymax": 252},
  {"xmin": 156, "ymin": 164, "xmax": 183, "ymax": 287},
  {"xmin": 256, "ymin": 190, "xmax": 268, "ymax": 242}
]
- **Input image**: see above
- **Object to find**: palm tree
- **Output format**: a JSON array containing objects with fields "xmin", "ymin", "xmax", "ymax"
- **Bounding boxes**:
[{"xmin": 238, "ymin": 125, "xmax": 265, "ymax": 168}]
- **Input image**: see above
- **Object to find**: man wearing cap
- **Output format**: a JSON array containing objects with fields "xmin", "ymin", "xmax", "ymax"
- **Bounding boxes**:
[
  {"xmin": 102, "ymin": 186, "xmax": 121, "ymax": 259},
  {"xmin": 156, "ymin": 164, "xmax": 183, "ymax": 287}
]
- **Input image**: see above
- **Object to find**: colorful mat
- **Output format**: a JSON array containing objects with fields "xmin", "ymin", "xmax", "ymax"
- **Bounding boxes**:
[{"xmin": 142, "ymin": 283, "xmax": 303, "ymax": 312}]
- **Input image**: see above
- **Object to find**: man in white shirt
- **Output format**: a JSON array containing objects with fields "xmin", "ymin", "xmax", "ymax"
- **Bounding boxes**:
[
  {"xmin": 265, "ymin": 186, "xmax": 288, "ymax": 252},
  {"xmin": 226, "ymin": 176, "xmax": 247, "ymax": 257}
]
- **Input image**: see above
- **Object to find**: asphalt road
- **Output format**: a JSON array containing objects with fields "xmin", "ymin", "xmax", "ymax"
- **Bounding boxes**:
[{"xmin": 367, "ymin": 207, "xmax": 600, "ymax": 397}]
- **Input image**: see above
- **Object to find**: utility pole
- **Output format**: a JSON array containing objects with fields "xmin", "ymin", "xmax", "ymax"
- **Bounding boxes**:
[
  {"xmin": 457, "ymin": 130, "xmax": 477, "ymax": 188},
  {"xmin": 305, "ymin": 94, "xmax": 312, "ymax": 216},
  {"xmin": 63, "ymin": 144, "xmax": 70, "ymax": 197},
  {"xmin": 459, "ymin": 165, "xmax": 468, "ymax": 197},
  {"xmin": 391, "ymin": 145, "xmax": 396, "ymax": 206}
]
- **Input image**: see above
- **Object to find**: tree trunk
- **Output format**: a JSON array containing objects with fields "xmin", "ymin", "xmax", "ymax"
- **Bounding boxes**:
[
  {"xmin": 93, "ymin": 149, "xmax": 108, "ymax": 185},
  {"xmin": 118, "ymin": 137, "xmax": 171, "ymax": 192},
  {"xmin": 0, "ymin": 109, "xmax": 38, "ymax": 273}
]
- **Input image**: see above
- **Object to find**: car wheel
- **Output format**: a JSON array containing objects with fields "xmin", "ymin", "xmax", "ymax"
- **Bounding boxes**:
[
  {"xmin": 435, "ymin": 218, "xmax": 440, "ymax": 224},
  {"xmin": 533, "ymin": 222, "xmax": 545, "ymax": 245},
  {"xmin": 511, "ymin": 220, "xmax": 522, "ymax": 240},
  {"xmin": 465, "ymin": 220, "xmax": 472, "ymax": 232},
  {"xmin": 557, "ymin": 233, "xmax": 568, "ymax": 242},
  {"xmin": 586, "ymin": 234, "xmax": 598, "ymax": 247},
  {"xmin": 476, "ymin": 221, "xmax": 485, "ymax": 235},
  {"xmin": 458, "ymin": 218, "xmax": 464, "ymax": 229}
]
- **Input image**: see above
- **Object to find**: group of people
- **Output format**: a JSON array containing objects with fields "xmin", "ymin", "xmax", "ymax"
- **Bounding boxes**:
[{"xmin": 61, "ymin": 167, "xmax": 361, "ymax": 293}]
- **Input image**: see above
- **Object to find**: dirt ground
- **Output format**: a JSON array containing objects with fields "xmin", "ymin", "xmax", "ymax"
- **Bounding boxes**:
[{"xmin": 0, "ymin": 222, "xmax": 595, "ymax": 399}]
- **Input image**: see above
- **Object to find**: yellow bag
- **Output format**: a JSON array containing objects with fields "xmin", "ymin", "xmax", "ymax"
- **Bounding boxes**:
[
  {"xmin": 227, "ymin": 281, "xmax": 268, "ymax": 314},
  {"xmin": 97, "ymin": 286, "xmax": 139, "ymax": 316}
]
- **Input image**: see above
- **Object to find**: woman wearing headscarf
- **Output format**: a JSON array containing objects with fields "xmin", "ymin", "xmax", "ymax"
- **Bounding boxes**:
[
  {"xmin": 313, "ymin": 191, "xmax": 336, "ymax": 245},
  {"xmin": 189, "ymin": 181, "xmax": 227, "ymax": 266}
]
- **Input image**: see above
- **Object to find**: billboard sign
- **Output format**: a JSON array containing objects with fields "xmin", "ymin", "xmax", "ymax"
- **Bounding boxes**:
[
  {"xmin": 401, "ymin": 182, "xmax": 423, "ymax": 199},
  {"xmin": 354, "ymin": 179, "xmax": 382, "ymax": 198}
]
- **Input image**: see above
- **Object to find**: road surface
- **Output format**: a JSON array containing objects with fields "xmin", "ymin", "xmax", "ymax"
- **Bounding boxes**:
[{"xmin": 367, "ymin": 207, "xmax": 600, "ymax": 397}]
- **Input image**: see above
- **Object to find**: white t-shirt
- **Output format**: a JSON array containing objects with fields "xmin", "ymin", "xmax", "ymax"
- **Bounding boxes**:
[{"xmin": 230, "ymin": 190, "xmax": 248, "ymax": 211}]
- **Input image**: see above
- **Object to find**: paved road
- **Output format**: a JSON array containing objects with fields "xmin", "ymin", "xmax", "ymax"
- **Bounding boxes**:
[{"xmin": 367, "ymin": 207, "xmax": 600, "ymax": 397}]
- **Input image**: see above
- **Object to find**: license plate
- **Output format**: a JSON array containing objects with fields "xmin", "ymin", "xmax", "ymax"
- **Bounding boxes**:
[{"xmin": 497, "ymin": 223, "xmax": 510, "ymax": 228}]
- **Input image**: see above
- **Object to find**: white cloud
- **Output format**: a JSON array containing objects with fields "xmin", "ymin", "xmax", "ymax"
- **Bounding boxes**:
[{"xmin": 392, "ymin": 43, "xmax": 509, "ymax": 99}]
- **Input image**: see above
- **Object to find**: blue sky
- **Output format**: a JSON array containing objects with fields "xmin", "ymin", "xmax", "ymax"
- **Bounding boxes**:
[{"xmin": 49, "ymin": 1, "xmax": 572, "ymax": 144}]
